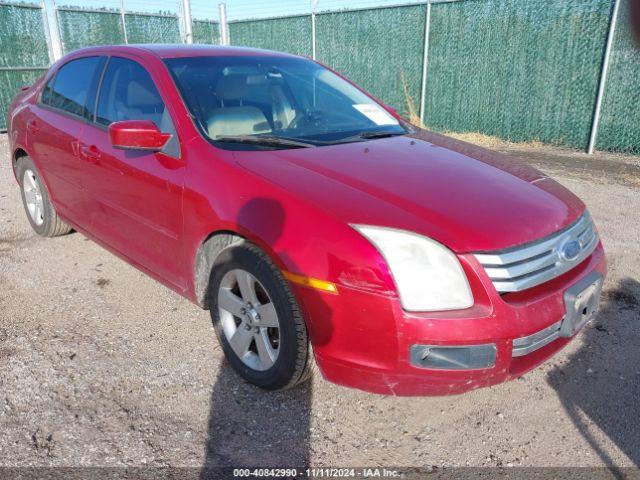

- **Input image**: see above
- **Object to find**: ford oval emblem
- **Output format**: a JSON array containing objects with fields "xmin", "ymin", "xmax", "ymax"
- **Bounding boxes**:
[{"xmin": 560, "ymin": 239, "xmax": 581, "ymax": 261}]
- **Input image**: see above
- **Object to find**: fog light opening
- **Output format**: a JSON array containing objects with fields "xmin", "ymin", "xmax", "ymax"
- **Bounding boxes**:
[{"xmin": 410, "ymin": 344, "xmax": 496, "ymax": 370}]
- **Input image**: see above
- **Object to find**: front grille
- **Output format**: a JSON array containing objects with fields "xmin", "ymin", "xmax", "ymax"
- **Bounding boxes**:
[{"xmin": 473, "ymin": 212, "xmax": 599, "ymax": 293}]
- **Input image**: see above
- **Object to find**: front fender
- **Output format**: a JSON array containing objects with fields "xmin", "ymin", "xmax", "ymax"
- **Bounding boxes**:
[{"xmin": 183, "ymin": 145, "xmax": 398, "ymax": 309}]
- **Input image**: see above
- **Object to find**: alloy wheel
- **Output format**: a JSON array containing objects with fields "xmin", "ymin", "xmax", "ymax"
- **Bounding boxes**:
[
  {"xmin": 218, "ymin": 269, "xmax": 281, "ymax": 371},
  {"xmin": 23, "ymin": 169, "xmax": 44, "ymax": 226}
]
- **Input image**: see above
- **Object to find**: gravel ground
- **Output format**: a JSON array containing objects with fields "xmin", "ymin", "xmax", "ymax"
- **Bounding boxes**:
[{"xmin": 1, "ymin": 133, "xmax": 639, "ymax": 470}]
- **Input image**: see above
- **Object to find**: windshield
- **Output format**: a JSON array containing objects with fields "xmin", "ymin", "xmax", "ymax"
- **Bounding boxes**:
[{"xmin": 164, "ymin": 55, "xmax": 408, "ymax": 149}]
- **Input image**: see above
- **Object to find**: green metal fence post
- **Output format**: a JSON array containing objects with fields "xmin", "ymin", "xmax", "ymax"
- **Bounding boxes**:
[
  {"xmin": 40, "ymin": 0, "xmax": 54, "ymax": 63},
  {"xmin": 183, "ymin": 0, "xmax": 193, "ymax": 44},
  {"xmin": 311, "ymin": 12, "xmax": 317, "ymax": 60},
  {"xmin": 219, "ymin": 3, "xmax": 229, "ymax": 45},
  {"xmin": 588, "ymin": 0, "xmax": 621, "ymax": 154},
  {"xmin": 46, "ymin": 0, "xmax": 63, "ymax": 59},
  {"xmin": 120, "ymin": 0, "xmax": 128, "ymax": 44},
  {"xmin": 419, "ymin": 2, "xmax": 431, "ymax": 125},
  {"xmin": 311, "ymin": 0, "xmax": 318, "ymax": 60}
]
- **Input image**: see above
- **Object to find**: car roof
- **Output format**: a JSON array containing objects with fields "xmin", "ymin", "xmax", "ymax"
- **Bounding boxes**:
[{"xmin": 65, "ymin": 44, "xmax": 301, "ymax": 60}]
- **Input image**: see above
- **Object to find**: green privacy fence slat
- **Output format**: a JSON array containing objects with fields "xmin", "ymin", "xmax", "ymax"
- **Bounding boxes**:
[
  {"xmin": 124, "ymin": 14, "xmax": 181, "ymax": 44},
  {"xmin": 0, "ymin": 4, "xmax": 49, "ymax": 68},
  {"xmin": 58, "ymin": 10, "xmax": 124, "ymax": 53},
  {"xmin": 424, "ymin": 0, "xmax": 613, "ymax": 149},
  {"xmin": 597, "ymin": 0, "xmax": 640, "ymax": 154},
  {"xmin": 316, "ymin": 5, "xmax": 426, "ymax": 118},
  {"xmin": 0, "ymin": 4, "xmax": 49, "ymax": 130},
  {"xmin": 193, "ymin": 20, "xmax": 220, "ymax": 44},
  {"xmin": 58, "ymin": 10, "xmax": 182, "ymax": 51},
  {"xmin": 0, "ymin": 69, "xmax": 46, "ymax": 130},
  {"xmin": 229, "ymin": 16, "xmax": 312, "ymax": 57},
  {"xmin": 1, "ymin": 0, "xmax": 639, "ymax": 153}
]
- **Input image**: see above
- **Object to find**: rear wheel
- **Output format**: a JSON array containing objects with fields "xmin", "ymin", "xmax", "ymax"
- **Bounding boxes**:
[
  {"xmin": 17, "ymin": 156, "xmax": 72, "ymax": 237},
  {"xmin": 209, "ymin": 242, "xmax": 312, "ymax": 390}
]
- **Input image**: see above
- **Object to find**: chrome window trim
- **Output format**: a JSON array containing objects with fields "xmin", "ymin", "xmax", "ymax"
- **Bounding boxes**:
[{"xmin": 474, "ymin": 212, "xmax": 599, "ymax": 293}]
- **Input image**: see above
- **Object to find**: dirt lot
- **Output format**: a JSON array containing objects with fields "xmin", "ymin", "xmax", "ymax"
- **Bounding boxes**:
[{"xmin": 1, "ymin": 133, "xmax": 639, "ymax": 471}]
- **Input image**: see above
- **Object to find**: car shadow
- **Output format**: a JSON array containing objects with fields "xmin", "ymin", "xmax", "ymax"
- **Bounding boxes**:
[
  {"xmin": 200, "ymin": 363, "xmax": 312, "ymax": 471},
  {"xmin": 200, "ymin": 198, "xmax": 333, "ymax": 475},
  {"xmin": 547, "ymin": 277, "xmax": 640, "ymax": 471}
]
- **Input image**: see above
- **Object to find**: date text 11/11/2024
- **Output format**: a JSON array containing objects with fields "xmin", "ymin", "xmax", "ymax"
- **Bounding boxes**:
[{"xmin": 232, "ymin": 467, "xmax": 402, "ymax": 477}]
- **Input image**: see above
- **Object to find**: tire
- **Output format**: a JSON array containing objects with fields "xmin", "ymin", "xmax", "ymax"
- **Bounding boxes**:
[
  {"xmin": 208, "ymin": 242, "xmax": 313, "ymax": 391},
  {"xmin": 16, "ymin": 156, "xmax": 72, "ymax": 237}
]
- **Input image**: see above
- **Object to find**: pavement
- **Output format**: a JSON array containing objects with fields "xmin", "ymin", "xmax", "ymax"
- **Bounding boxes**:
[{"xmin": 1, "ymin": 133, "xmax": 639, "ymax": 470}]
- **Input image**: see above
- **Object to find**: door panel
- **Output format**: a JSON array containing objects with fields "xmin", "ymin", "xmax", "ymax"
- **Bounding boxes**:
[
  {"xmin": 28, "ymin": 107, "xmax": 85, "ymax": 221},
  {"xmin": 80, "ymin": 126, "xmax": 185, "ymax": 285},
  {"xmin": 28, "ymin": 56, "xmax": 105, "ymax": 223},
  {"xmin": 79, "ymin": 56, "xmax": 186, "ymax": 287}
]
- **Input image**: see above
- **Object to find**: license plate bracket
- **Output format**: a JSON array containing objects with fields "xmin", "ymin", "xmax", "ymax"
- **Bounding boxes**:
[{"xmin": 560, "ymin": 271, "xmax": 604, "ymax": 338}]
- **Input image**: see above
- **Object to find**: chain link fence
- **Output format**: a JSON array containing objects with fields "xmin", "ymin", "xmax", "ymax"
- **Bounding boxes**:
[
  {"xmin": 57, "ymin": 8, "xmax": 125, "ymax": 51},
  {"xmin": 597, "ymin": 0, "xmax": 640, "ymax": 154},
  {"xmin": 316, "ymin": 5, "xmax": 426, "ymax": 120},
  {"xmin": 0, "ymin": 2, "xmax": 50, "ymax": 132},
  {"xmin": 229, "ymin": 14, "xmax": 312, "ymax": 57},
  {"xmin": 0, "ymin": 0, "xmax": 220, "ymax": 130},
  {"xmin": 193, "ymin": 18, "xmax": 220, "ymax": 44},
  {"xmin": 56, "ymin": 5, "xmax": 198, "ymax": 53},
  {"xmin": 225, "ymin": 0, "xmax": 638, "ymax": 154},
  {"xmin": 424, "ymin": 0, "xmax": 611, "ymax": 150},
  {"xmin": 0, "ymin": 0, "xmax": 638, "ymax": 154}
]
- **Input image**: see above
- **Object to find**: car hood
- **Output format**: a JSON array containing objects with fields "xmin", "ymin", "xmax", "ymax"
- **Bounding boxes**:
[{"xmin": 234, "ymin": 131, "xmax": 585, "ymax": 253}]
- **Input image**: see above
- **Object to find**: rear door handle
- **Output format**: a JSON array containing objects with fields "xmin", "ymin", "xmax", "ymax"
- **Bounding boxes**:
[
  {"xmin": 80, "ymin": 144, "xmax": 101, "ymax": 163},
  {"xmin": 27, "ymin": 120, "xmax": 39, "ymax": 133}
]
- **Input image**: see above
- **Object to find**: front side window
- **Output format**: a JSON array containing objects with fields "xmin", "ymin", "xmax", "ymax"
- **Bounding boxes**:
[
  {"xmin": 42, "ymin": 56, "xmax": 103, "ymax": 118},
  {"xmin": 164, "ymin": 55, "xmax": 407, "ymax": 149},
  {"xmin": 96, "ymin": 57, "xmax": 180, "ymax": 157},
  {"xmin": 96, "ymin": 57, "xmax": 167, "ymax": 127}
]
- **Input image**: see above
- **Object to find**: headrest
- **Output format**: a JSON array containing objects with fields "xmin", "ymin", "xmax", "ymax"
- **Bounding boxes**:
[
  {"xmin": 127, "ymin": 80, "xmax": 162, "ymax": 108},
  {"xmin": 207, "ymin": 106, "xmax": 271, "ymax": 138},
  {"xmin": 215, "ymin": 75, "xmax": 248, "ymax": 101}
]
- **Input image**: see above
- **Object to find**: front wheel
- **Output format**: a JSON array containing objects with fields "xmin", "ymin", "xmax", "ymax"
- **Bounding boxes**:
[{"xmin": 208, "ymin": 242, "xmax": 313, "ymax": 390}]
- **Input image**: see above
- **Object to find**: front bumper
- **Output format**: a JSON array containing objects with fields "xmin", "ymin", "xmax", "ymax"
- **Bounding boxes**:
[{"xmin": 293, "ymin": 241, "xmax": 606, "ymax": 396}]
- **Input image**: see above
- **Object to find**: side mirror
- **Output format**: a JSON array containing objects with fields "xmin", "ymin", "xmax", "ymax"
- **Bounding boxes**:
[{"xmin": 108, "ymin": 120, "xmax": 171, "ymax": 151}]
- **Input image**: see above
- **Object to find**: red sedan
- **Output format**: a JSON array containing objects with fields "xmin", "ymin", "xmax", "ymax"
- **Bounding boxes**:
[{"xmin": 6, "ymin": 45, "xmax": 606, "ymax": 395}]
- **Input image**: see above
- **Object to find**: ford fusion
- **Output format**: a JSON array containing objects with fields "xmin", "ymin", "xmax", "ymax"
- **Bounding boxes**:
[{"xmin": 7, "ymin": 45, "xmax": 606, "ymax": 395}]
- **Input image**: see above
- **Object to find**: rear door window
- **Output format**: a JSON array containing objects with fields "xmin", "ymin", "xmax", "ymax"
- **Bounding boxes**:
[{"xmin": 41, "ymin": 56, "xmax": 105, "ymax": 119}]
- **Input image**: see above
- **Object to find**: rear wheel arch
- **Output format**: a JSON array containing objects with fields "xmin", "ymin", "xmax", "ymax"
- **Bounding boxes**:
[
  {"xmin": 15, "ymin": 155, "xmax": 71, "ymax": 237},
  {"xmin": 13, "ymin": 148, "xmax": 54, "ymax": 201},
  {"xmin": 12, "ymin": 148, "xmax": 29, "ymax": 175}
]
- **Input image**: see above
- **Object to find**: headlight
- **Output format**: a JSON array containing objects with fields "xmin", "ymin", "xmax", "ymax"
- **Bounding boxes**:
[{"xmin": 353, "ymin": 225, "xmax": 473, "ymax": 312}]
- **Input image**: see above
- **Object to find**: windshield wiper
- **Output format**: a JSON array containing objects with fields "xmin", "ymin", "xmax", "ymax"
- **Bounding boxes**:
[
  {"xmin": 214, "ymin": 135, "xmax": 315, "ymax": 148},
  {"xmin": 358, "ymin": 131, "xmax": 407, "ymax": 139},
  {"xmin": 330, "ymin": 130, "xmax": 407, "ymax": 145}
]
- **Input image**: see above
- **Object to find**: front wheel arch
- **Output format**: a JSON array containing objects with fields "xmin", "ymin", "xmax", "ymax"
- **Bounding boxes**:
[
  {"xmin": 193, "ymin": 231, "xmax": 245, "ymax": 309},
  {"xmin": 193, "ymin": 224, "xmax": 298, "ymax": 309}
]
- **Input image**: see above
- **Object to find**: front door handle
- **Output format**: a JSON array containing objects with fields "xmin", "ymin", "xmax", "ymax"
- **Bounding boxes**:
[
  {"xmin": 80, "ymin": 144, "xmax": 101, "ymax": 163},
  {"xmin": 71, "ymin": 140, "xmax": 80, "ymax": 156}
]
